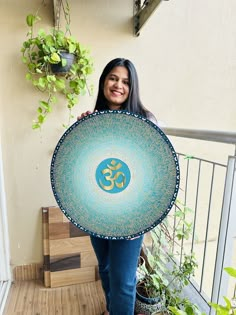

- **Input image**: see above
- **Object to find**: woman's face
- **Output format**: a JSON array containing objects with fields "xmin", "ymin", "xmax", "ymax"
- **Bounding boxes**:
[{"xmin": 103, "ymin": 66, "xmax": 130, "ymax": 110}]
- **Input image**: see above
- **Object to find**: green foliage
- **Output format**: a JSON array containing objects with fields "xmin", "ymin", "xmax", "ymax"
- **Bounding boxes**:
[
  {"xmin": 137, "ymin": 201, "xmax": 201, "ymax": 314},
  {"xmin": 225, "ymin": 267, "xmax": 236, "ymax": 279},
  {"xmin": 209, "ymin": 267, "xmax": 236, "ymax": 315},
  {"xmin": 169, "ymin": 302, "xmax": 206, "ymax": 315},
  {"xmin": 21, "ymin": 1, "xmax": 93, "ymax": 129}
]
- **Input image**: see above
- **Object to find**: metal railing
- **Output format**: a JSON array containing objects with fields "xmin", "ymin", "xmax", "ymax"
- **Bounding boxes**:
[{"xmin": 162, "ymin": 127, "xmax": 236, "ymax": 314}]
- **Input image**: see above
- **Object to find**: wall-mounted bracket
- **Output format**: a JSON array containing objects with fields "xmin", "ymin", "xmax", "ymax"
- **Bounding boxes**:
[{"xmin": 134, "ymin": 0, "xmax": 168, "ymax": 36}]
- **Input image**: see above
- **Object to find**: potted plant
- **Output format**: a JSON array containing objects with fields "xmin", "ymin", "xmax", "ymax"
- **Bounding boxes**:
[
  {"xmin": 21, "ymin": 0, "xmax": 93, "ymax": 129},
  {"xmin": 135, "ymin": 201, "xmax": 200, "ymax": 315},
  {"xmin": 209, "ymin": 267, "xmax": 236, "ymax": 315},
  {"xmin": 168, "ymin": 266, "xmax": 236, "ymax": 315}
]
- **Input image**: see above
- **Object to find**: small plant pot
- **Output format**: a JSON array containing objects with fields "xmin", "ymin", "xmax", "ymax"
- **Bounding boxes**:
[
  {"xmin": 135, "ymin": 290, "xmax": 165, "ymax": 315},
  {"xmin": 51, "ymin": 51, "xmax": 75, "ymax": 74}
]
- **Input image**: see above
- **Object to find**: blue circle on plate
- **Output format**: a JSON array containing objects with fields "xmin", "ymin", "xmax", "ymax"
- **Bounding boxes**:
[{"xmin": 96, "ymin": 158, "xmax": 131, "ymax": 194}]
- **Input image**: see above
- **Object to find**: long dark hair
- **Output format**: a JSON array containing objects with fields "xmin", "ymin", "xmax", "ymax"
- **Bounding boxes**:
[{"xmin": 94, "ymin": 58, "xmax": 149, "ymax": 117}]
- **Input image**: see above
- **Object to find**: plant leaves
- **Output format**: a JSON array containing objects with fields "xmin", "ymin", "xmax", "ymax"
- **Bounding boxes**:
[
  {"xmin": 224, "ymin": 267, "xmax": 236, "ymax": 278},
  {"xmin": 223, "ymin": 296, "xmax": 232, "ymax": 309},
  {"xmin": 55, "ymin": 79, "xmax": 66, "ymax": 90},
  {"xmin": 61, "ymin": 58, "xmax": 67, "ymax": 67},
  {"xmin": 26, "ymin": 73, "xmax": 32, "ymax": 80},
  {"xmin": 26, "ymin": 14, "xmax": 39, "ymax": 27},
  {"xmin": 50, "ymin": 52, "xmax": 61, "ymax": 64}
]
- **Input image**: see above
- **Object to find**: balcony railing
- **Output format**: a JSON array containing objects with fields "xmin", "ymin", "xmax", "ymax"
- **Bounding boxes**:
[{"xmin": 162, "ymin": 127, "xmax": 236, "ymax": 314}]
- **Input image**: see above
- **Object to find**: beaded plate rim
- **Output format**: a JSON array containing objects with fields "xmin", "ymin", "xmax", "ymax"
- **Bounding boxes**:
[{"xmin": 50, "ymin": 110, "xmax": 180, "ymax": 239}]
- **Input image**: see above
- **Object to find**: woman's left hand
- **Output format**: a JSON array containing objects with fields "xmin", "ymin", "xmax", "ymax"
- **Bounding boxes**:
[{"xmin": 77, "ymin": 110, "xmax": 92, "ymax": 120}]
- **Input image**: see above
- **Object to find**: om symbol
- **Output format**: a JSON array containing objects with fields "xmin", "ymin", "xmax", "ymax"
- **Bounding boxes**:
[{"xmin": 96, "ymin": 158, "xmax": 131, "ymax": 193}]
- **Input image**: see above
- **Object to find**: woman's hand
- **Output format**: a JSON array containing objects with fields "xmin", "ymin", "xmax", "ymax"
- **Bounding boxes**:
[
  {"xmin": 77, "ymin": 110, "xmax": 93, "ymax": 120},
  {"xmin": 77, "ymin": 110, "xmax": 99, "ymax": 120}
]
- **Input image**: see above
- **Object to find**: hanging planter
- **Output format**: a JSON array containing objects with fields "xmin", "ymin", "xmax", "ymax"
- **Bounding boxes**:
[
  {"xmin": 50, "ymin": 51, "xmax": 75, "ymax": 74},
  {"xmin": 21, "ymin": 0, "xmax": 94, "ymax": 129}
]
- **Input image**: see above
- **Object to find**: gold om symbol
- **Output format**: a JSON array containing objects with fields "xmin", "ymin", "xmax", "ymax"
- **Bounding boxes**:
[{"xmin": 99, "ymin": 160, "xmax": 126, "ymax": 191}]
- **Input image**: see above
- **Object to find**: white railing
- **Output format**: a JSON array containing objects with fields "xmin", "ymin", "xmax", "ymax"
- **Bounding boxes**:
[
  {"xmin": 163, "ymin": 127, "xmax": 236, "ymax": 146},
  {"xmin": 163, "ymin": 127, "xmax": 236, "ymax": 314}
]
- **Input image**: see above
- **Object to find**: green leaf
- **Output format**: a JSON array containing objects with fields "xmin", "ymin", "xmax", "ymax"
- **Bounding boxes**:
[
  {"xmin": 26, "ymin": 73, "xmax": 32, "ymax": 80},
  {"xmin": 185, "ymin": 305, "xmax": 194, "ymax": 315},
  {"xmin": 39, "ymin": 101, "xmax": 52, "ymax": 113},
  {"xmin": 38, "ymin": 28, "xmax": 46, "ymax": 37},
  {"xmin": 61, "ymin": 58, "xmax": 67, "ymax": 67},
  {"xmin": 32, "ymin": 123, "xmax": 40, "ymax": 130},
  {"xmin": 68, "ymin": 42, "xmax": 76, "ymax": 53},
  {"xmin": 49, "ymin": 52, "xmax": 61, "ymax": 64},
  {"xmin": 184, "ymin": 155, "xmax": 194, "ymax": 160},
  {"xmin": 51, "ymin": 96, "xmax": 57, "ymax": 104},
  {"xmin": 78, "ymin": 79, "xmax": 86, "ymax": 89},
  {"xmin": 39, "ymin": 101, "xmax": 49, "ymax": 109},
  {"xmin": 38, "ymin": 77, "xmax": 47, "ymax": 89},
  {"xmin": 55, "ymin": 79, "xmax": 66, "ymax": 90},
  {"xmin": 22, "ymin": 56, "xmax": 27, "ymax": 64},
  {"xmin": 224, "ymin": 267, "xmax": 236, "ymax": 278},
  {"xmin": 26, "ymin": 14, "xmax": 39, "ymax": 27},
  {"xmin": 223, "ymin": 296, "xmax": 232, "ymax": 309},
  {"xmin": 168, "ymin": 306, "xmax": 186, "ymax": 315},
  {"xmin": 209, "ymin": 301, "xmax": 230, "ymax": 313},
  {"xmin": 46, "ymin": 75, "xmax": 56, "ymax": 83},
  {"xmin": 38, "ymin": 115, "xmax": 45, "ymax": 124},
  {"xmin": 45, "ymin": 35, "xmax": 54, "ymax": 47}
]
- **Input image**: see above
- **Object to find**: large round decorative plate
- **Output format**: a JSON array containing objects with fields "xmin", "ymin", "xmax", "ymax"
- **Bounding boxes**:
[{"xmin": 50, "ymin": 111, "xmax": 180, "ymax": 239}]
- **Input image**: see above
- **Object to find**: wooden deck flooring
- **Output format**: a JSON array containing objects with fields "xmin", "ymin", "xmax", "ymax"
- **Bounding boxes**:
[{"xmin": 3, "ymin": 280, "xmax": 106, "ymax": 315}]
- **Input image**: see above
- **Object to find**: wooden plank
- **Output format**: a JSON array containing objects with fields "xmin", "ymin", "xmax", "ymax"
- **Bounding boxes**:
[
  {"xmin": 49, "ymin": 222, "xmax": 70, "ymax": 240},
  {"xmin": 48, "ymin": 206, "xmax": 66, "ymax": 223},
  {"xmin": 43, "ymin": 239, "xmax": 49, "ymax": 255},
  {"xmin": 42, "ymin": 207, "xmax": 49, "ymax": 255},
  {"xmin": 50, "ymin": 267, "xmax": 95, "ymax": 288},
  {"xmin": 80, "ymin": 251, "xmax": 98, "ymax": 268},
  {"xmin": 44, "ymin": 270, "xmax": 51, "ymax": 288},
  {"xmin": 50, "ymin": 237, "xmax": 93, "ymax": 256},
  {"xmin": 50, "ymin": 254, "xmax": 81, "ymax": 271},
  {"xmin": 69, "ymin": 223, "xmax": 89, "ymax": 238}
]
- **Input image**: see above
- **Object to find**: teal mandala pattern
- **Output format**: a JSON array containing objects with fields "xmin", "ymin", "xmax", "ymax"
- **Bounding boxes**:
[{"xmin": 50, "ymin": 111, "xmax": 180, "ymax": 239}]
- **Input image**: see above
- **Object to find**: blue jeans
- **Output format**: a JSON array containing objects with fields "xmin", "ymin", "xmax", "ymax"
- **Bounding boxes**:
[{"xmin": 90, "ymin": 235, "xmax": 144, "ymax": 315}]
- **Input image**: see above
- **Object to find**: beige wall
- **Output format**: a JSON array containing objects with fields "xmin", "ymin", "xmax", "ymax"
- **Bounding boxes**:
[{"xmin": 0, "ymin": 0, "xmax": 236, "ymax": 267}]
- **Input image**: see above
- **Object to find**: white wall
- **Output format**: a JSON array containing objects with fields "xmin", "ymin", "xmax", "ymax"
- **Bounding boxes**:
[{"xmin": 0, "ymin": 0, "xmax": 235, "ymax": 267}]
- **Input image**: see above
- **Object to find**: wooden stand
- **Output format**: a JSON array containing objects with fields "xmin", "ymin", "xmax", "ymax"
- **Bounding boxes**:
[{"xmin": 42, "ymin": 206, "xmax": 98, "ymax": 288}]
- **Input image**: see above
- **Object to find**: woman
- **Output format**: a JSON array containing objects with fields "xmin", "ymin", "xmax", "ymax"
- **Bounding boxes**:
[{"xmin": 78, "ymin": 58, "xmax": 157, "ymax": 315}]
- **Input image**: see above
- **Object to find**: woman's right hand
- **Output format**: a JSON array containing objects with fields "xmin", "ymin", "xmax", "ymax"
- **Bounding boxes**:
[{"xmin": 77, "ymin": 110, "xmax": 93, "ymax": 120}]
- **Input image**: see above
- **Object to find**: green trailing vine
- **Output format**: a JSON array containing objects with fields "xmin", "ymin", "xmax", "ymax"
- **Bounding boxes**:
[{"xmin": 21, "ymin": 0, "xmax": 94, "ymax": 129}]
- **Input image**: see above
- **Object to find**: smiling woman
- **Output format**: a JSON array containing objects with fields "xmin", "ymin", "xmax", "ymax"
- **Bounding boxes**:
[
  {"xmin": 92, "ymin": 58, "xmax": 157, "ymax": 125},
  {"xmin": 103, "ymin": 66, "xmax": 130, "ymax": 109},
  {"xmin": 75, "ymin": 58, "xmax": 159, "ymax": 315}
]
